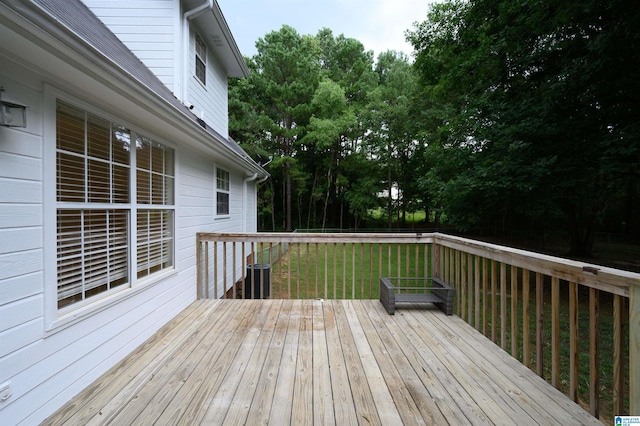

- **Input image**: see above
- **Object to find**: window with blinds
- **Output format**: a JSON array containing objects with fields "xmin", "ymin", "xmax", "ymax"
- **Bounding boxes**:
[
  {"xmin": 216, "ymin": 168, "xmax": 230, "ymax": 215},
  {"xmin": 135, "ymin": 136, "xmax": 174, "ymax": 279},
  {"xmin": 195, "ymin": 33, "xmax": 206, "ymax": 85},
  {"xmin": 56, "ymin": 100, "xmax": 175, "ymax": 310}
]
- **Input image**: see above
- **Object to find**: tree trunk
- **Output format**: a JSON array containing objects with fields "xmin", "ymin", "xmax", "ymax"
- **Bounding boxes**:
[
  {"xmin": 284, "ymin": 161, "xmax": 292, "ymax": 232},
  {"xmin": 387, "ymin": 152, "xmax": 393, "ymax": 230},
  {"xmin": 270, "ymin": 182, "xmax": 276, "ymax": 231},
  {"xmin": 322, "ymin": 167, "xmax": 332, "ymax": 231},
  {"xmin": 307, "ymin": 169, "xmax": 319, "ymax": 230}
]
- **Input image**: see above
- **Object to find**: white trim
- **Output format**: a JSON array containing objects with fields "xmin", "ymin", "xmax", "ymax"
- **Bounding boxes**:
[
  {"xmin": 172, "ymin": 0, "xmax": 182, "ymax": 97},
  {"xmin": 43, "ymin": 84, "xmax": 58, "ymax": 330},
  {"xmin": 45, "ymin": 268, "xmax": 176, "ymax": 335}
]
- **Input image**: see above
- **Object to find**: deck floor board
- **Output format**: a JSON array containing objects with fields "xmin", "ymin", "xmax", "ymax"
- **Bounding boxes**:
[{"xmin": 44, "ymin": 299, "xmax": 603, "ymax": 425}]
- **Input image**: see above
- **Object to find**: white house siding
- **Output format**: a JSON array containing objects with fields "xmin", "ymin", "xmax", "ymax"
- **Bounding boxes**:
[
  {"xmin": 81, "ymin": 0, "xmax": 177, "ymax": 91},
  {"xmin": 0, "ymin": 59, "xmax": 254, "ymax": 425},
  {"xmin": 83, "ymin": 1, "xmax": 231, "ymax": 139},
  {"xmin": 188, "ymin": 25, "xmax": 229, "ymax": 138}
]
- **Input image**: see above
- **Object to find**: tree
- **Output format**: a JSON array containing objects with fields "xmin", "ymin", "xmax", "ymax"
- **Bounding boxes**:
[
  {"xmin": 366, "ymin": 51, "xmax": 421, "ymax": 228},
  {"xmin": 250, "ymin": 25, "xmax": 321, "ymax": 231},
  {"xmin": 303, "ymin": 79, "xmax": 356, "ymax": 229},
  {"xmin": 409, "ymin": 0, "xmax": 640, "ymax": 255}
]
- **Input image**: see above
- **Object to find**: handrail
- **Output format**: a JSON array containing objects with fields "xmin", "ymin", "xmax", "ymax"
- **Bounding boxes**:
[
  {"xmin": 433, "ymin": 233, "xmax": 632, "ymax": 297},
  {"xmin": 196, "ymin": 231, "xmax": 639, "ymax": 418}
]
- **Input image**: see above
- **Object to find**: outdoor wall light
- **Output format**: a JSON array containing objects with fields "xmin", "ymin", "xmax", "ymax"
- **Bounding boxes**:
[{"xmin": 0, "ymin": 87, "xmax": 27, "ymax": 128}]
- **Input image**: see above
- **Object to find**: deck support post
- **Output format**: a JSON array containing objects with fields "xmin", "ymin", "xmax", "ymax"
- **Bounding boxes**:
[{"xmin": 631, "ymin": 281, "xmax": 640, "ymax": 415}]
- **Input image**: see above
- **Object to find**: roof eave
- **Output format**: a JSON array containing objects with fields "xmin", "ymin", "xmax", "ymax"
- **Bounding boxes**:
[{"xmin": 194, "ymin": 1, "xmax": 249, "ymax": 78}]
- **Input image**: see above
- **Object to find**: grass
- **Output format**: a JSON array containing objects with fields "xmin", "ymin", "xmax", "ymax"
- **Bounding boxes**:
[
  {"xmin": 368, "ymin": 208, "xmax": 428, "ymax": 225},
  {"xmin": 268, "ymin": 242, "xmax": 431, "ymax": 299}
]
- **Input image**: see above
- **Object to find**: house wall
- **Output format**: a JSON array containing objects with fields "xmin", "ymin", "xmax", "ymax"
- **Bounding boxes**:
[
  {"xmin": 81, "ymin": 0, "xmax": 178, "ymax": 92},
  {"xmin": 188, "ymin": 24, "xmax": 229, "ymax": 138},
  {"xmin": 0, "ymin": 53, "xmax": 254, "ymax": 425},
  {"xmin": 82, "ymin": 0, "xmax": 230, "ymax": 138}
]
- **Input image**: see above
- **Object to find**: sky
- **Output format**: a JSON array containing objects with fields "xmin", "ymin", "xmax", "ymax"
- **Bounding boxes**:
[{"xmin": 217, "ymin": 0, "xmax": 434, "ymax": 61}]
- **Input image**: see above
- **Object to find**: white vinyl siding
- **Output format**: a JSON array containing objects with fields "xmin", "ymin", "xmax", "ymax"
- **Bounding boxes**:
[
  {"xmin": 0, "ymin": 67, "xmax": 45, "ymax": 363},
  {"xmin": 81, "ymin": 0, "xmax": 176, "ymax": 90},
  {"xmin": 82, "ymin": 1, "xmax": 230, "ymax": 137},
  {"xmin": 1, "ymin": 86, "xmax": 256, "ymax": 424},
  {"xmin": 0, "ymin": 12, "xmax": 259, "ymax": 424},
  {"xmin": 188, "ymin": 26, "xmax": 229, "ymax": 137}
]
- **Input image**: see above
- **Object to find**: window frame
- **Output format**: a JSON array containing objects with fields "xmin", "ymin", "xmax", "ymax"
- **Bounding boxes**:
[
  {"xmin": 215, "ymin": 166, "xmax": 230, "ymax": 217},
  {"xmin": 195, "ymin": 32, "xmax": 207, "ymax": 86},
  {"xmin": 44, "ymin": 86, "xmax": 177, "ymax": 333}
]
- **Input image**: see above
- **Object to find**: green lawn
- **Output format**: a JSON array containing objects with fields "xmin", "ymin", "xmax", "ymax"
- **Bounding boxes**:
[{"xmin": 269, "ymin": 242, "xmax": 432, "ymax": 299}]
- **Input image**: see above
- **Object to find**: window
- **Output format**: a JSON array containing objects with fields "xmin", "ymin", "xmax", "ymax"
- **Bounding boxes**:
[
  {"xmin": 135, "ymin": 136, "xmax": 175, "ymax": 279},
  {"xmin": 195, "ymin": 33, "xmax": 207, "ymax": 85},
  {"xmin": 55, "ymin": 100, "xmax": 175, "ymax": 310},
  {"xmin": 216, "ymin": 168, "xmax": 230, "ymax": 215}
]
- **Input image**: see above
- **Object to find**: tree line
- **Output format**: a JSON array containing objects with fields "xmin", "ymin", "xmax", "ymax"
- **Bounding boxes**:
[{"xmin": 230, "ymin": 0, "xmax": 639, "ymax": 257}]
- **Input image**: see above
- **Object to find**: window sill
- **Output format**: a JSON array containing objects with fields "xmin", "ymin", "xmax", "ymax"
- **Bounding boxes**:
[
  {"xmin": 215, "ymin": 214, "xmax": 230, "ymax": 220},
  {"xmin": 45, "ymin": 268, "xmax": 177, "ymax": 336}
]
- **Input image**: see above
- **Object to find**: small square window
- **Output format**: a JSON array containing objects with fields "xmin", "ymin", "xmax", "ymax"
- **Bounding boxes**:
[{"xmin": 195, "ymin": 34, "xmax": 207, "ymax": 85}]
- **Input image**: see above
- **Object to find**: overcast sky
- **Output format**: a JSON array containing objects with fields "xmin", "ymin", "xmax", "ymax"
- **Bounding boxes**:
[{"xmin": 217, "ymin": 0, "xmax": 434, "ymax": 61}]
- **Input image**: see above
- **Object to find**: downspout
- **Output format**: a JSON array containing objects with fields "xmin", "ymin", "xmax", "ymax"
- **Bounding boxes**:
[
  {"xmin": 182, "ymin": 0, "xmax": 212, "ymax": 102},
  {"xmin": 243, "ymin": 173, "xmax": 258, "ymax": 232}
]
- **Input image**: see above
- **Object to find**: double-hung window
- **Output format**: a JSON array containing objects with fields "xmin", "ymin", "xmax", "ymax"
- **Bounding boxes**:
[
  {"xmin": 195, "ymin": 33, "xmax": 207, "ymax": 85},
  {"xmin": 55, "ymin": 100, "xmax": 175, "ymax": 311},
  {"xmin": 216, "ymin": 168, "xmax": 230, "ymax": 216}
]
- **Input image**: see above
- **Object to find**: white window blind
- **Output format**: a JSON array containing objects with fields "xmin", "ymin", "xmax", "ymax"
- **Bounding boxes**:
[
  {"xmin": 135, "ymin": 136, "xmax": 174, "ymax": 279},
  {"xmin": 55, "ymin": 100, "xmax": 175, "ymax": 310}
]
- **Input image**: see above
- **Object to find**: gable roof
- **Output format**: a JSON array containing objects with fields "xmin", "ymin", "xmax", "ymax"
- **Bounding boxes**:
[
  {"xmin": 8, "ymin": 0, "xmax": 264, "ymax": 176},
  {"xmin": 185, "ymin": 0, "xmax": 250, "ymax": 78}
]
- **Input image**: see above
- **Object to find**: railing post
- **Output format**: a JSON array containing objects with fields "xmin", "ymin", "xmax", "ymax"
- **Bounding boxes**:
[
  {"xmin": 631, "ymin": 280, "xmax": 640, "ymax": 415},
  {"xmin": 196, "ymin": 233, "xmax": 202, "ymax": 299},
  {"xmin": 432, "ymin": 242, "xmax": 440, "ymax": 280}
]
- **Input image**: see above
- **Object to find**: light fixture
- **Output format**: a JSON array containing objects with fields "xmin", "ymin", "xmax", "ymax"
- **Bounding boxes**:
[{"xmin": 0, "ymin": 87, "xmax": 27, "ymax": 128}]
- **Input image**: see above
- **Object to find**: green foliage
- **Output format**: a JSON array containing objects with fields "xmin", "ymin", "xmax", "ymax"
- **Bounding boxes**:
[
  {"xmin": 232, "ymin": 25, "xmax": 420, "ymax": 231},
  {"xmin": 408, "ymin": 0, "xmax": 640, "ymax": 255}
]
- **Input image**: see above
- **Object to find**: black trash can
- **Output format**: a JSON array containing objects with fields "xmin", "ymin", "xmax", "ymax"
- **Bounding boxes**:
[{"xmin": 244, "ymin": 264, "xmax": 271, "ymax": 299}]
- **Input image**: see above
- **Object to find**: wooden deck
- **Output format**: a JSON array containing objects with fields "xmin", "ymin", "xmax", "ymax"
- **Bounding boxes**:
[{"xmin": 45, "ymin": 299, "xmax": 602, "ymax": 425}]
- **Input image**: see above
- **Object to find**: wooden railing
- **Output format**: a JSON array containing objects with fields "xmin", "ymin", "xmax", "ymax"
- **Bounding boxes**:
[{"xmin": 196, "ymin": 231, "xmax": 639, "ymax": 418}]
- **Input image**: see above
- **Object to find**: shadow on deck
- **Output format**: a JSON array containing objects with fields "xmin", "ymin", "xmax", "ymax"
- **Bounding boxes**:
[{"xmin": 45, "ymin": 299, "xmax": 602, "ymax": 425}]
